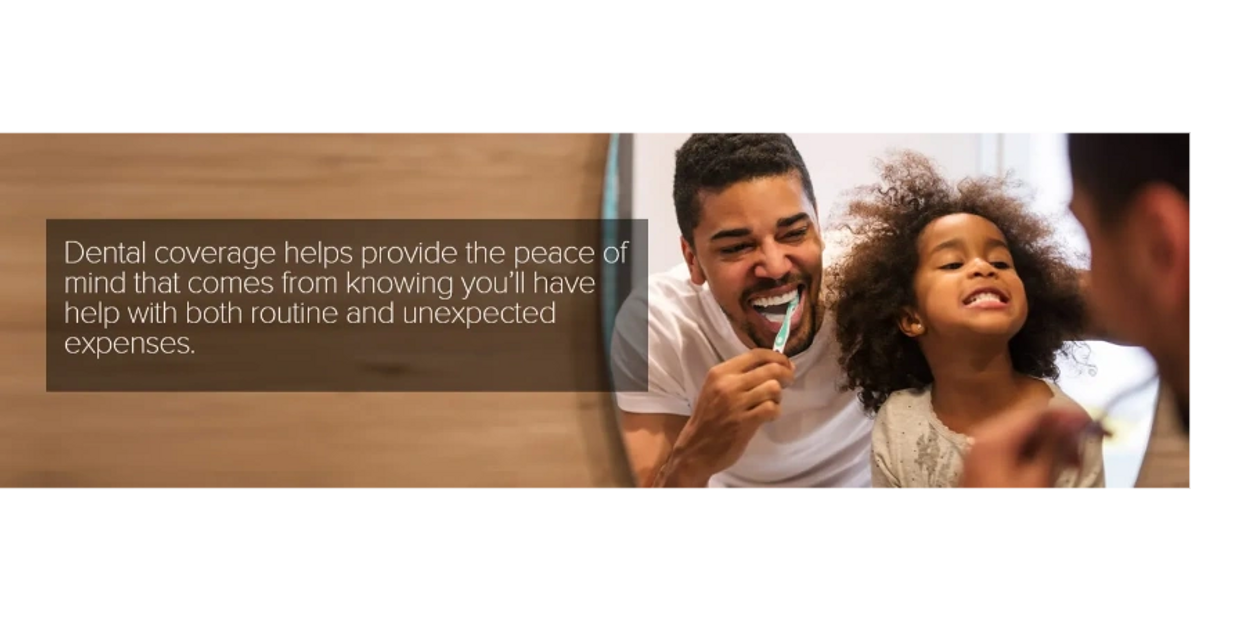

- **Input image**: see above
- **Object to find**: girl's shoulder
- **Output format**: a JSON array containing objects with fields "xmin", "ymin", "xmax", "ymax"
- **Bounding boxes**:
[
  {"xmin": 874, "ymin": 385, "xmax": 935, "ymax": 429},
  {"xmin": 1030, "ymin": 376, "xmax": 1086, "ymax": 411}
]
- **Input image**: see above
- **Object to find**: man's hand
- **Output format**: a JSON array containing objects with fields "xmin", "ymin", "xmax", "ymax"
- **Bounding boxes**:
[
  {"xmin": 959, "ymin": 405, "xmax": 1097, "ymax": 488},
  {"xmin": 652, "ymin": 349, "xmax": 795, "ymax": 487}
]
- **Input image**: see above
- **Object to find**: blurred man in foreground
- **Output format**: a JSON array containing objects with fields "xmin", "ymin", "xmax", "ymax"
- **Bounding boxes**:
[{"xmin": 960, "ymin": 133, "xmax": 1189, "ymax": 487}]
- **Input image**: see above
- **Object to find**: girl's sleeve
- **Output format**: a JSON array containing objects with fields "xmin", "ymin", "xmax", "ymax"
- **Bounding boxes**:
[{"xmin": 870, "ymin": 404, "xmax": 903, "ymax": 488}]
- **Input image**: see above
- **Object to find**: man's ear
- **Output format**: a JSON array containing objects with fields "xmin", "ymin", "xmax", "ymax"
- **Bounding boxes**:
[
  {"xmin": 1134, "ymin": 183, "xmax": 1190, "ymax": 318},
  {"xmin": 681, "ymin": 237, "xmax": 707, "ymax": 286},
  {"xmin": 897, "ymin": 307, "xmax": 925, "ymax": 338}
]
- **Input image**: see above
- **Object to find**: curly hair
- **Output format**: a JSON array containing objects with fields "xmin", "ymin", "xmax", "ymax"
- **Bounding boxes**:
[
  {"xmin": 826, "ymin": 151, "xmax": 1087, "ymax": 415},
  {"xmin": 673, "ymin": 134, "xmax": 816, "ymax": 245}
]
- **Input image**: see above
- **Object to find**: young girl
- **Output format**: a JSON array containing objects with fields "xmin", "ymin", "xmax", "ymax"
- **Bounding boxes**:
[{"xmin": 827, "ymin": 151, "xmax": 1104, "ymax": 488}]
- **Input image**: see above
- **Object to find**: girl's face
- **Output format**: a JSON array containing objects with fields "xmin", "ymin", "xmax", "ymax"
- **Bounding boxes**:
[{"xmin": 902, "ymin": 213, "xmax": 1028, "ymax": 342}]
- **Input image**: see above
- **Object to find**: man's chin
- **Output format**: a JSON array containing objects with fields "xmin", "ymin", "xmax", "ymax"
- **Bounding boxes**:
[
  {"xmin": 788, "ymin": 308, "xmax": 821, "ymax": 353},
  {"xmin": 745, "ymin": 332, "xmax": 777, "ymax": 351},
  {"xmin": 782, "ymin": 329, "xmax": 816, "ymax": 357},
  {"xmin": 744, "ymin": 324, "xmax": 815, "ymax": 357}
]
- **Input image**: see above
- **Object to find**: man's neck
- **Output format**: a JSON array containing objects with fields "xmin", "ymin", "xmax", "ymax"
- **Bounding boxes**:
[
  {"xmin": 1165, "ymin": 344, "xmax": 1185, "ymax": 436},
  {"xmin": 922, "ymin": 339, "xmax": 1025, "ymax": 421},
  {"xmin": 1161, "ymin": 340, "xmax": 1190, "ymax": 436},
  {"xmin": 1170, "ymin": 362, "xmax": 1190, "ymax": 436},
  {"xmin": 1180, "ymin": 396, "xmax": 1190, "ymax": 436},
  {"xmin": 1180, "ymin": 285, "xmax": 1190, "ymax": 441}
]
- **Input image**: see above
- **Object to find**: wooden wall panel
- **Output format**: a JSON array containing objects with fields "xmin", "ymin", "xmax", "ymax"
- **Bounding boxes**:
[{"xmin": 0, "ymin": 134, "xmax": 633, "ymax": 487}]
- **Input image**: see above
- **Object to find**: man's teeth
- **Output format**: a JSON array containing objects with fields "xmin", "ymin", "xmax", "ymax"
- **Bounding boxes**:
[
  {"xmin": 752, "ymin": 289, "xmax": 798, "ymax": 308},
  {"xmin": 965, "ymin": 292, "xmax": 1003, "ymax": 305}
]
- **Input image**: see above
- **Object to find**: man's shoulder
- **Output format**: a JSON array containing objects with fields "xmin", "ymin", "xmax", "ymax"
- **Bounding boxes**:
[
  {"xmin": 617, "ymin": 263, "xmax": 707, "ymax": 327},
  {"xmin": 609, "ymin": 264, "xmax": 712, "ymax": 411}
]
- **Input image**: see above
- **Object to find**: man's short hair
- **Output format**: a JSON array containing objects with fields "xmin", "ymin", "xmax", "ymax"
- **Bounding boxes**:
[
  {"xmin": 1068, "ymin": 133, "xmax": 1189, "ymax": 224},
  {"xmin": 673, "ymin": 134, "xmax": 816, "ymax": 245}
]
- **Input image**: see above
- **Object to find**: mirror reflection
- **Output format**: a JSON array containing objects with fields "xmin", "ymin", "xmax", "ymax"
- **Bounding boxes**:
[{"xmin": 605, "ymin": 133, "xmax": 1168, "ymax": 488}]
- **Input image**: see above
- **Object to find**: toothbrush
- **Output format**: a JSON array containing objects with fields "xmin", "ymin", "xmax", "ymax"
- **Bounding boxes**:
[{"xmin": 771, "ymin": 290, "xmax": 800, "ymax": 354}]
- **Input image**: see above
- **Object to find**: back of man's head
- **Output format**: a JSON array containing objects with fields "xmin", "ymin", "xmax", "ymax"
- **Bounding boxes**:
[
  {"xmin": 673, "ymin": 134, "xmax": 815, "ymax": 245},
  {"xmin": 1069, "ymin": 132, "xmax": 1190, "ymax": 434},
  {"xmin": 1067, "ymin": 133, "xmax": 1189, "ymax": 224}
]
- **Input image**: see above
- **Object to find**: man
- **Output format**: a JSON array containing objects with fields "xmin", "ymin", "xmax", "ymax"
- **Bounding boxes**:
[
  {"xmin": 609, "ymin": 134, "xmax": 872, "ymax": 487},
  {"xmin": 960, "ymin": 133, "xmax": 1189, "ymax": 487}
]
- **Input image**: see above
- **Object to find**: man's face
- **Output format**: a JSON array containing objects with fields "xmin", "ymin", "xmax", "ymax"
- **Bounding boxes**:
[
  {"xmin": 1069, "ymin": 189, "xmax": 1147, "ymax": 346},
  {"xmin": 1069, "ymin": 183, "xmax": 1190, "ymax": 412},
  {"xmin": 681, "ymin": 173, "xmax": 824, "ymax": 356}
]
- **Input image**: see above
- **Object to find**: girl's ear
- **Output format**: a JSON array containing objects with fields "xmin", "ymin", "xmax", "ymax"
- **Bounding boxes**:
[{"xmin": 898, "ymin": 307, "xmax": 924, "ymax": 338}]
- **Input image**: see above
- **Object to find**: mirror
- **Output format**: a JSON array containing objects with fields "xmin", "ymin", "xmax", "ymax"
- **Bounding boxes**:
[
  {"xmin": 604, "ymin": 133, "xmax": 1161, "ymax": 488},
  {"xmin": 2, "ymin": 133, "xmax": 633, "ymax": 487}
]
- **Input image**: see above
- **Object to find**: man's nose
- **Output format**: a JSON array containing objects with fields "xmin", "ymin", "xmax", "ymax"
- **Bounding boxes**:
[{"xmin": 754, "ymin": 242, "xmax": 792, "ymax": 280}]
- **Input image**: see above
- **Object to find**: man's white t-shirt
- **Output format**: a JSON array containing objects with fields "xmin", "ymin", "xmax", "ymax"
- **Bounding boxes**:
[{"xmin": 610, "ymin": 252, "xmax": 873, "ymax": 487}]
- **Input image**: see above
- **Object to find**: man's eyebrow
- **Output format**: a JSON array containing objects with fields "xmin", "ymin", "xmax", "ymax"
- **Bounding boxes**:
[
  {"xmin": 709, "ymin": 213, "xmax": 812, "ymax": 242},
  {"xmin": 710, "ymin": 227, "xmax": 752, "ymax": 242},
  {"xmin": 777, "ymin": 213, "xmax": 810, "ymax": 228}
]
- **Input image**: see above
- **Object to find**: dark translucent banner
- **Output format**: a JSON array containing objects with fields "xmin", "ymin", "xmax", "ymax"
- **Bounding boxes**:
[{"xmin": 47, "ymin": 219, "xmax": 648, "ymax": 392}]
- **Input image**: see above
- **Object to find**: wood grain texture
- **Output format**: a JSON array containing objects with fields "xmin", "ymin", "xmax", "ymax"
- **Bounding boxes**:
[{"xmin": 0, "ymin": 134, "xmax": 634, "ymax": 487}]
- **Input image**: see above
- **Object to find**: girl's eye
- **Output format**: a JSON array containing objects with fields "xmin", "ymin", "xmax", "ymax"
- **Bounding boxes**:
[
  {"xmin": 992, "ymin": 261, "xmax": 1011, "ymax": 269},
  {"xmin": 939, "ymin": 262, "xmax": 963, "ymax": 270}
]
